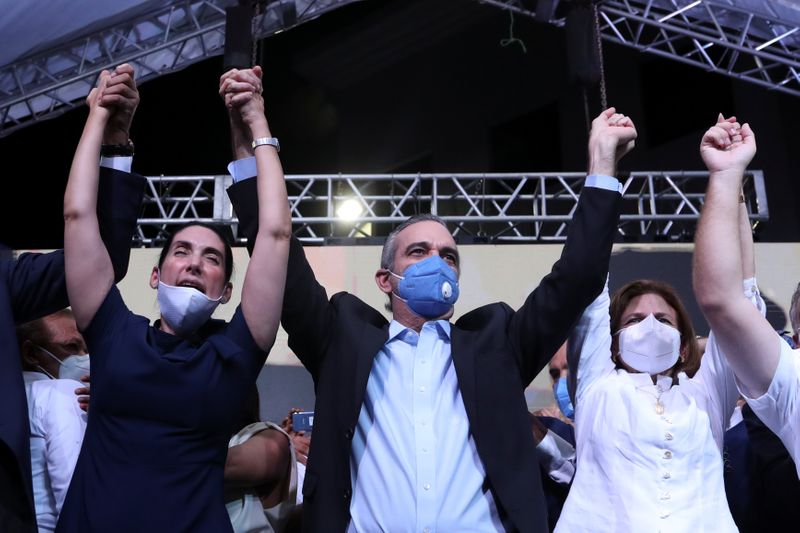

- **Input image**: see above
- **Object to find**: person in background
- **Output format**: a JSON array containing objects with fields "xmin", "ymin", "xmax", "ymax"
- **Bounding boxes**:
[
  {"xmin": 279, "ymin": 407, "xmax": 311, "ymax": 507},
  {"xmin": 535, "ymin": 342, "xmax": 574, "ymax": 423},
  {"xmin": 17, "ymin": 309, "xmax": 88, "ymax": 532},
  {"xmin": 532, "ymin": 344, "xmax": 577, "ymax": 530},
  {"xmin": 225, "ymin": 387, "xmax": 299, "ymax": 532}
]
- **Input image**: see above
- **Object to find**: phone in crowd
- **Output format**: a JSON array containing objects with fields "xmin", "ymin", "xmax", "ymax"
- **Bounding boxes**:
[{"xmin": 292, "ymin": 411, "xmax": 314, "ymax": 433}]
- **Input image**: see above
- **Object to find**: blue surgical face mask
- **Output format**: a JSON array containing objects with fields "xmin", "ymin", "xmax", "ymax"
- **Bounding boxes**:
[
  {"xmin": 389, "ymin": 255, "xmax": 459, "ymax": 319},
  {"xmin": 553, "ymin": 377, "xmax": 575, "ymax": 420}
]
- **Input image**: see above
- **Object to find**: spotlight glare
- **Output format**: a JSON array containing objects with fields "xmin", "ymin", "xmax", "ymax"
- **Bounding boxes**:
[{"xmin": 337, "ymin": 199, "xmax": 363, "ymax": 221}]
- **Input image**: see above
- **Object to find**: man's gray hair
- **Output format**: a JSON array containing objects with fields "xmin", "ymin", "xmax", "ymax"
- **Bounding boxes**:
[
  {"xmin": 380, "ymin": 213, "xmax": 449, "ymax": 272},
  {"xmin": 790, "ymin": 282, "xmax": 800, "ymax": 332}
]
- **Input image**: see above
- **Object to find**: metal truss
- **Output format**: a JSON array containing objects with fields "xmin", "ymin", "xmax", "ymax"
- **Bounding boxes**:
[
  {"xmin": 4, "ymin": 0, "xmax": 796, "ymax": 137},
  {"xmin": 480, "ymin": 0, "xmax": 800, "ymax": 98},
  {"xmin": 132, "ymin": 170, "xmax": 768, "ymax": 246},
  {"xmin": 0, "ymin": 0, "xmax": 359, "ymax": 138},
  {"xmin": 599, "ymin": 0, "xmax": 800, "ymax": 98}
]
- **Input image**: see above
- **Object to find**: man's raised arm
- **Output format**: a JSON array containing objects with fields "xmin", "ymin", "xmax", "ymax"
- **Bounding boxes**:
[{"xmin": 693, "ymin": 116, "xmax": 778, "ymax": 398}]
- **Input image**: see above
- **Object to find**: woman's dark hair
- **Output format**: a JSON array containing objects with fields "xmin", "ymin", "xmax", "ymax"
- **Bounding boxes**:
[
  {"xmin": 157, "ymin": 222, "xmax": 234, "ymax": 282},
  {"xmin": 610, "ymin": 279, "xmax": 702, "ymax": 378}
]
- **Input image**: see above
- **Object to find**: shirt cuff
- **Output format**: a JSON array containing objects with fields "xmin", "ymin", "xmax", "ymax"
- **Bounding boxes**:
[
  {"xmin": 100, "ymin": 155, "xmax": 132, "ymax": 173},
  {"xmin": 536, "ymin": 430, "xmax": 576, "ymax": 484},
  {"xmin": 228, "ymin": 157, "xmax": 257, "ymax": 183},
  {"xmin": 585, "ymin": 174, "xmax": 623, "ymax": 194},
  {"xmin": 742, "ymin": 277, "xmax": 766, "ymax": 317}
]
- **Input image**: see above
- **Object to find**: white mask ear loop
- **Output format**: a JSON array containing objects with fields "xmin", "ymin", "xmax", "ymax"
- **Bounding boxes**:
[
  {"xmin": 35, "ymin": 365, "xmax": 57, "ymax": 379},
  {"xmin": 385, "ymin": 270, "xmax": 406, "ymax": 302},
  {"xmin": 35, "ymin": 346, "xmax": 61, "ymax": 379}
]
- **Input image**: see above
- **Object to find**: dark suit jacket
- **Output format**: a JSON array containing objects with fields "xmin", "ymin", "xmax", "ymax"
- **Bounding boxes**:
[
  {"xmin": 0, "ymin": 168, "xmax": 144, "ymax": 533},
  {"xmin": 228, "ymin": 179, "xmax": 620, "ymax": 532}
]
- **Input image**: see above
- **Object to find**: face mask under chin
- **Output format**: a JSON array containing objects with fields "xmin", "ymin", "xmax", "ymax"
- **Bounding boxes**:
[{"xmin": 156, "ymin": 279, "xmax": 224, "ymax": 337}]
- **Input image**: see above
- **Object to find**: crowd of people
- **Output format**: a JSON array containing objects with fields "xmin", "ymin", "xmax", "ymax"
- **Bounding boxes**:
[{"xmin": 1, "ymin": 61, "xmax": 798, "ymax": 533}]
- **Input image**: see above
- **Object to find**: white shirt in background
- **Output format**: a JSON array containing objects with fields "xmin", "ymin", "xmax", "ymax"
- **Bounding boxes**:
[{"xmin": 23, "ymin": 371, "xmax": 87, "ymax": 533}]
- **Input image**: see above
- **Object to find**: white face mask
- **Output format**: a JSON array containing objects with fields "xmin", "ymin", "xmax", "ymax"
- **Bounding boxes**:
[
  {"xmin": 156, "ymin": 278, "xmax": 225, "ymax": 337},
  {"xmin": 616, "ymin": 314, "xmax": 681, "ymax": 375},
  {"xmin": 37, "ymin": 346, "xmax": 90, "ymax": 382}
]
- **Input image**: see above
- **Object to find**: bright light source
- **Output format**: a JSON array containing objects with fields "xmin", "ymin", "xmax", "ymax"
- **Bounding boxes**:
[{"xmin": 336, "ymin": 198, "xmax": 364, "ymax": 221}]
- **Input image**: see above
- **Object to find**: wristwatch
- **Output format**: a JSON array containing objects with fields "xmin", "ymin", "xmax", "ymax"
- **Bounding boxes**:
[{"xmin": 251, "ymin": 137, "xmax": 280, "ymax": 152}]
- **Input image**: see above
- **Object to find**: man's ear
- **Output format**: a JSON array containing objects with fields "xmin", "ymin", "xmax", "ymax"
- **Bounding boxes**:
[
  {"xmin": 149, "ymin": 266, "xmax": 159, "ymax": 290},
  {"xmin": 21, "ymin": 340, "xmax": 40, "ymax": 367},
  {"xmin": 221, "ymin": 282, "xmax": 233, "ymax": 304},
  {"xmin": 375, "ymin": 269, "xmax": 392, "ymax": 295}
]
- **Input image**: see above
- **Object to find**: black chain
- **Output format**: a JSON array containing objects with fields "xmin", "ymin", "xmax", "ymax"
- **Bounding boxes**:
[{"xmin": 592, "ymin": 2, "xmax": 608, "ymax": 111}]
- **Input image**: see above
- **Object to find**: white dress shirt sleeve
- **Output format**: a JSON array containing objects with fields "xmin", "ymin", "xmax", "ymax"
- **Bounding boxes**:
[
  {"xmin": 42, "ymin": 379, "xmax": 88, "ymax": 513},
  {"xmin": 228, "ymin": 157, "xmax": 257, "ymax": 183},
  {"xmin": 568, "ymin": 276, "xmax": 615, "ymax": 405},
  {"xmin": 584, "ymin": 174, "xmax": 623, "ymax": 194},
  {"xmin": 536, "ymin": 430, "xmax": 576, "ymax": 484},
  {"xmin": 739, "ymin": 340, "xmax": 800, "ymax": 477},
  {"xmin": 100, "ymin": 155, "xmax": 132, "ymax": 173}
]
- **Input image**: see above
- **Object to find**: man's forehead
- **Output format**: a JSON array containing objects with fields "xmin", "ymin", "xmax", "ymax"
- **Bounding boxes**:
[
  {"xmin": 395, "ymin": 220, "xmax": 457, "ymax": 247},
  {"xmin": 44, "ymin": 315, "xmax": 78, "ymax": 336}
]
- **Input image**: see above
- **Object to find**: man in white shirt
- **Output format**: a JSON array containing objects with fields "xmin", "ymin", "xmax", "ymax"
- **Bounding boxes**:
[
  {"xmin": 694, "ymin": 117, "xmax": 800, "ymax": 478},
  {"xmin": 17, "ymin": 309, "xmax": 89, "ymax": 532}
]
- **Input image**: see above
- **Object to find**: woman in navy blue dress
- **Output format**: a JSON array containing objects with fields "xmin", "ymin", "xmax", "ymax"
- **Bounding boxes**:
[{"xmin": 56, "ymin": 64, "xmax": 290, "ymax": 532}]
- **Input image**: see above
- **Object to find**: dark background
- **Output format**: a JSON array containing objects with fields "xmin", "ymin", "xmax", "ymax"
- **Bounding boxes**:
[{"xmin": 2, "ymin": 0, "xmax": 799, "ymax": 249}]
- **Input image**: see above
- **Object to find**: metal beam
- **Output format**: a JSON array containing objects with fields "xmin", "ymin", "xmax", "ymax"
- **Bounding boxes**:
[
  {"xmin": 132, "ymin": 170, "xmax": 768, "ymax": 245},
  {"xmin": 4, "ymin": 0, "xmax": 795, "ymax": 136},
  {"xmin": 480, "ymin": 0, "xmax": 800, "ymax": 97},
  {"xmin": 0, "ymin": 0, "xmax": 360, "ymax": 138}
]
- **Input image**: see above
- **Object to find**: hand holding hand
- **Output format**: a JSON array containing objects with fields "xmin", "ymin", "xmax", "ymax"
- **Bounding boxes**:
[
  {"xmin": 700, "ymin": 113, "xmax": 756, "ymax": 173},
  {"xmin": 99, "ymin": 64, "xmax": 139, "ymax": 145},
  {"xmin": 86, "ymin": 72, "xmax": 111, "ymax": 124},
  {"xmin": 587, "ymin": 107, "xmax": 638, "ymax": 176},
  {"xmin": 219, "ymin": 66, "xmax": 269, "ymax": 137}
]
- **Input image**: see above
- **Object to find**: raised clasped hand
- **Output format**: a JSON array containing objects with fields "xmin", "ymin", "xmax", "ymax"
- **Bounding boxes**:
[
  {"xmin": 700, "ymin": 113, "xmax": 756, "ymax": 173},
  {"xmin": 219, "ymin": 65, "xmax": 266, "ymax": 128},
  {"xmin": 588, "ymin": 107, "xmax": 638, "ymax": 176}
]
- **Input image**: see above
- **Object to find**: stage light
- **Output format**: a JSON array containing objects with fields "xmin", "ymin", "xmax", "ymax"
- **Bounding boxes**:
[{"xmin": 336, "ymin": 198, "xmax": 364, "ymax": 221}]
